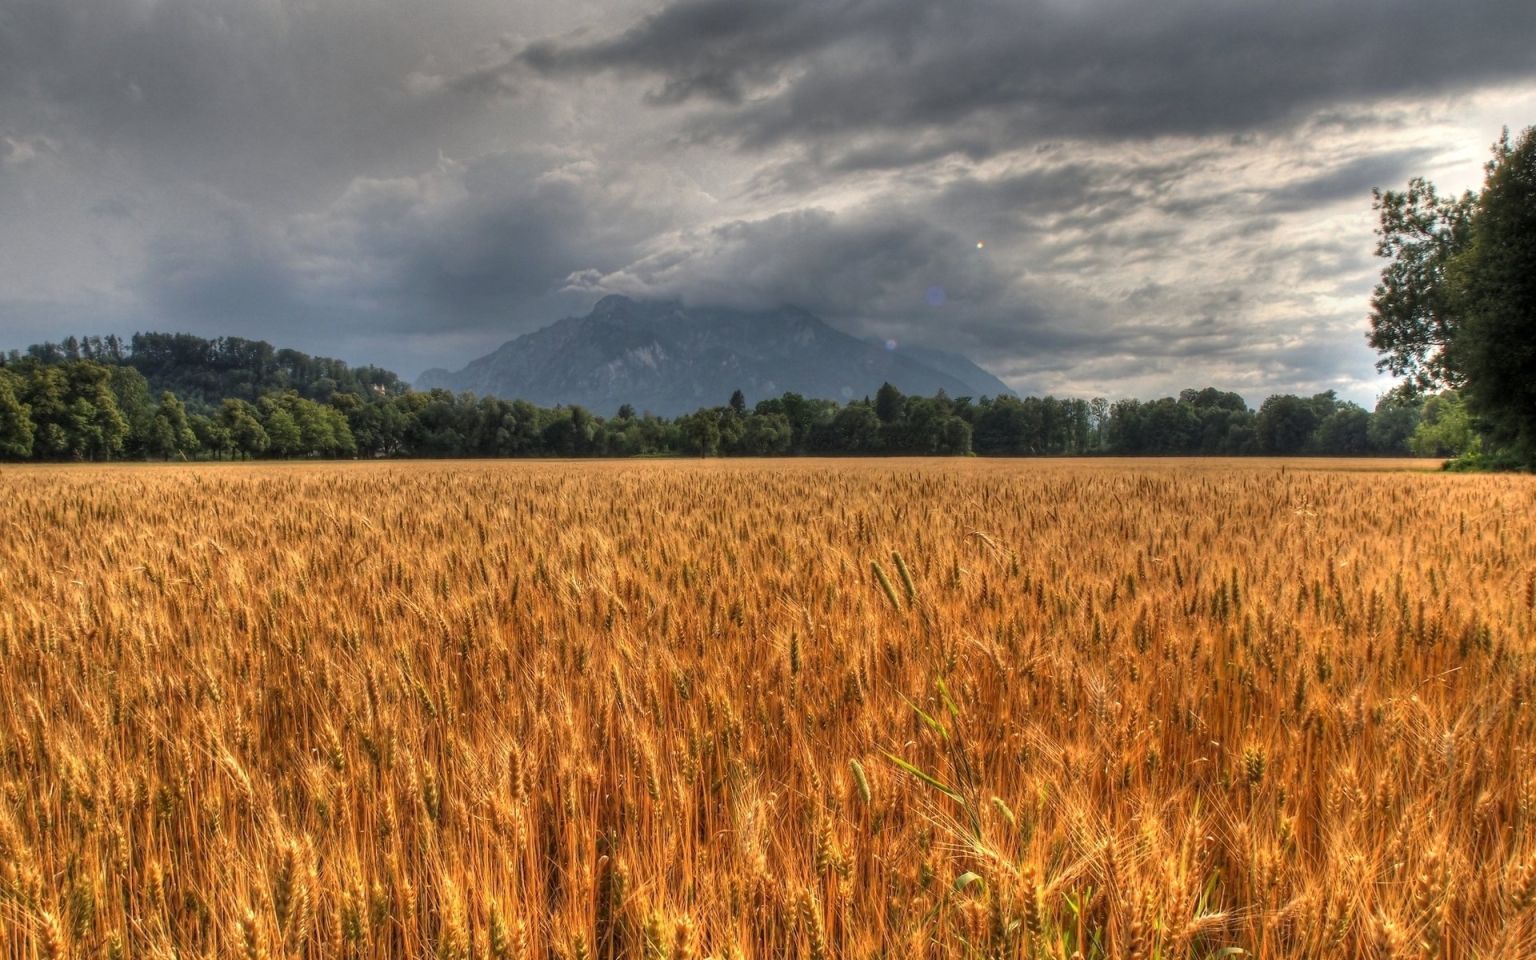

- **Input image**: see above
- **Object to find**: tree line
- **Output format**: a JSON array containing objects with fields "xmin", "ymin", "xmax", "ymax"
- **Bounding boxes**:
[{"xmin": 0, "ymin": 335, "xmax": 1466, "ymax": 461}]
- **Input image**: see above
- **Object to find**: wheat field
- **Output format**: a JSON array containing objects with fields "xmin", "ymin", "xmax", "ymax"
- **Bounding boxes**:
[{"xmin": 2, "ymin": 458, "xmax": 1534, "ymax": 959}]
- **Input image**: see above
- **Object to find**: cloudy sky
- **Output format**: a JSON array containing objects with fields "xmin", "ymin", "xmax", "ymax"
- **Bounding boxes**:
[{"xmin": 2, "ymin": 0, "xmax": 1532, "ymax": 404}]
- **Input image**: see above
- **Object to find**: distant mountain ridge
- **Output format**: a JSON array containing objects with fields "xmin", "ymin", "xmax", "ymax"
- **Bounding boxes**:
[{"xmin": 417, "ymin": 296, "xmax": 1015, "ymax": 415}]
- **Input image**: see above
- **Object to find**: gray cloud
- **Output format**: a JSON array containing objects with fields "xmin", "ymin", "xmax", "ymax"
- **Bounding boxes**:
[
  {"xmin": 569, "ymin": 205, "xmax": 1007, "ymax": 316},
  {"xmin": 519, "ymin": 0, "xmax": 854, "ymax": 106},
  {"xmin": 1, "ymin": 0, "xmax": 1531, "ymax": 404},
  {"xmin": 128, "ymin": 148, "xmax": 707, "ymax": 369},
  {"xmin": 0, "ymin": 0, "xmax": 558, "ymax": 207},
  {"xmin": 1258, "ymin": 147, "xmax": 1441, "ymax": 212},
  {"xmin": 510, "ymin": 0, "xmax": 1536, "ymax": 162}
]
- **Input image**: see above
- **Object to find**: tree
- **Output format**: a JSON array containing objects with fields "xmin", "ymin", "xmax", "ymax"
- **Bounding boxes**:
[
  {"xmin": 682, "ymin": 411, "xmax": 721, "ymax": 456},
  {"xmin": 1101, "ymin": 399, "xmax": 1146, "ymax": 454},
  {"xmin": 1189, "ymin": 395, "xmax": 1254, "ymax": 455},
  {"xmin": 568, "ymin": 406, "xmax": 597, "ymax": 456},
  {"xmin": 1139, "ymin": 397, "xmax": 1200, "ymax": 454},
  {"xmin": 0, "ymin": 370, "xmax": 34, "ymax": 458},
  {"xmin": 1368, "ymin": 178, "xmax": 1475, "ymax": 391},
  {"xmin": 1255, "ymin": 395, "xmax": 1319, "ymax": 455},
  {"xmin": 80, "ymin": 369, "xmax": 130, "ymax": 460},
  {"xmin": 219, "ymin": 399, "xmax": 269, "ymax": 458},
  {"xmin": 265, "ymin": 407, "xmax": 302, "ymax": 457},
  {"xmin": 148, "ymin": 391, "xmax": 198, "ymax": 459},
  {"xmin": 728, "ymin": 389, "xmax": 747, "ymax": 415},
  {"xmin": 888, "ymin": 396, "xmax": 951, "ymax": 453},
  {"xmin": 286, "ymin": 396, "xmax": 355, "ymax": 457},
  {"xmin": 973, "ymin": 395, "xmax": 1032, "ymax": 454},
  {"xmin": 1179, "ymin": 387, "xmax": 1248, "ymax": 412},
  {"xmin": 22, "ymin": 366, "xmax": 71, "ymax": 458},
  {"xmin": 1409, "ymin": 392, "xmax": 1478, "ymax": 458},
  {"xmin": 1449, "ymin": 127, "xmax": 1536, "ymax": 462},
  {"xmin": 832, "ymin": 403, "xmax": 882, "ymax": 452},
  {"xmin": 1368, "ymin": 391, "xmax": 1419, "ymax": 455},
  {"xmin": 1314, "ymin": 404, "xmax": 1370, "ymax": 456},
  {"xmin": 940, "ymin": 416, "xmax": 973, "ymax": 455},
  {"xmin": 108, "ymin": 366, "xmax": 156, "ymax": 456},
  {"xmin": 874, "ymin": 382, "xmax": 904, "ymax": 424},
  {"xmin": 1087, "ymin": 397, "xmax": 1110, "ymax": 449},
  {"xmin": 1369, "ymin": 126, "xmax": 1536, "ymax": 465},
  {"xmin": 742, "ymin": 412, "xmax": 793, "ymax": 455},
  {"xmin": 191, "ymin": 414, "xmax": 233, "ymax": 459}
]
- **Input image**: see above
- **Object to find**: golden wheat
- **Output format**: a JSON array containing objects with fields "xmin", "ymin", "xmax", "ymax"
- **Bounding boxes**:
[{"xmin": 0, "ymin": 457, "xmax": 1533, "ymax": 958}]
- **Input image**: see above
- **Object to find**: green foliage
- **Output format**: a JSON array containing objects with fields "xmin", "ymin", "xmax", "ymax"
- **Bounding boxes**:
[
  {"xmin": 973, "ymin": 395, "xmax": 1093, "ymax": 454},
  {"xmin": 148, "ymin": 391, "xmax": 198, "ymax": 459},
  {"xmin": 1367, "ymin": 391, "xmax": 1420, "ymax": 455},
  {"xmin": 831, "ymin": 403, "xmax": 883, "ymax": 452},
  {"xmin": 1255, "ymin": 394, "xmax": 1322, "ymax": 455},
  {"xmin": 1409, "ymin": 392, "xmax": 1478, "ymax": 458},
  {"xmin": 219, "ymin": 399, "xmax": 269, "ymax": 458},
  {"xmin": 1368, "ymin": 179, "xmax": 1476, "ymax": 390},
  {"xmin": 122, "ymin": 332, "xmax": 406, "ymax": 409},
  {"xmin": 109, "ymin": 366, "xmax": 156, "ymax": 455},
  {"xmin": 263, "ymin": 407, "xmax": 302, "ymax": 457},
  {"xmin": 1443, "ymin": 449, "xmax": 1534, "ymax": 473},
  {"xmin": 190, "ymin": 413, "xmax": 232, "ymax": 459},
  {"xmin": 0, "ymin": 369, "xmax": 34, "ymax": 459},
  {"xmin": 681, "ymin": 410, "xmax": 722, "ymax": 457},
  {"xmin": 0, "ymin": 342, "xmax": 1465, "ymax": 463},
  {"xmin": 1449, "ymin": 127, "xmax": 1536, "ymax": 464},
  {"xmin": 8, "ymin": 361, "xmax": 129, "ymax": 460},
  {"xmin": 739, "ymin": 412, "xmax": 793, "ymax": 455},
  {"xmin": 1314, "ymin": 404, "xmax": 1371, "ymax": 456},
  {"xmin": 1370, "ymin": 126, "xmax": 1536, "ymax": 467}
]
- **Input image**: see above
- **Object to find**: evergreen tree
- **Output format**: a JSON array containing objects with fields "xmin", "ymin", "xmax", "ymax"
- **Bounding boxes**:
[{"xmin": 875, "ymin": 382, "xmax": 904, "ymax": 424}]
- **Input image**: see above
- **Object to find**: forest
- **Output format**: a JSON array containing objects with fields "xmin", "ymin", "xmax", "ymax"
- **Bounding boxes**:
[{"xmin": 0, "ymin": 332, "xmax": 1464, "ymax": 461}]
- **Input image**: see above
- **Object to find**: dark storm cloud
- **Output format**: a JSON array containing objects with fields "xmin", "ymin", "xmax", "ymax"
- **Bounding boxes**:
[
  {"xmin": 510, "ymin": 0, "xmax": 1536, "ymax": 160},
  {"xmin": 516, "ymin": 0, "xmax": 906, "ymax": 106},
  {"xmin": 132, "ymin": 149, "xmax": 699, "ymax": 366},
  {"xmin": 1258, "ymin": 147, "xmax": 1440, "ymax": 213}
]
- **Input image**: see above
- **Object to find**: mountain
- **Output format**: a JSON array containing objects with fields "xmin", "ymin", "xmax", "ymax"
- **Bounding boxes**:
[
  {"xmin": 416, "ymin": 296, "xmax": 1016, "ymax": 415},
  {"xmin": 864, "ymin": 340, "xmax": 1015, "ymax": 401}
]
